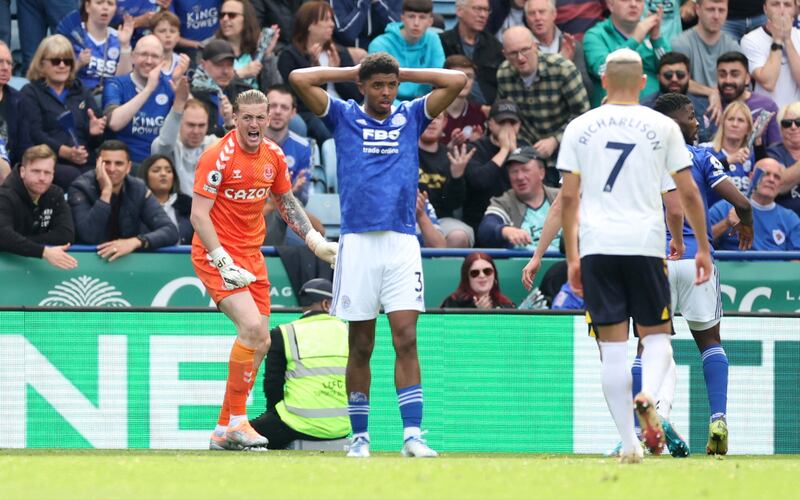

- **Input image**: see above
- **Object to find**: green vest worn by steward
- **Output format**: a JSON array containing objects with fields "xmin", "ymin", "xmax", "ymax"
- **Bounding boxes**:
[{"xmin": 274, "ymin": 314, "xmax": 351, "ymax": 439}]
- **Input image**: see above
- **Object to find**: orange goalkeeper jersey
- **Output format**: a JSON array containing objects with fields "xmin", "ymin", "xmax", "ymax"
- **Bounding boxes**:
[{"xmin": 192, "ymin": 130, "xmax": 291, "ymax": 255}]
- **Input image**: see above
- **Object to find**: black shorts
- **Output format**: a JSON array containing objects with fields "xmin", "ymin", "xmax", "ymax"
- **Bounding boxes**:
[
  {"xmin": 581, "ymin": 254, "xmax": 671, "ymax": 328},
  {"xmin": 249, "ymin": 410, "xmax": 328, "ymax": 450}
]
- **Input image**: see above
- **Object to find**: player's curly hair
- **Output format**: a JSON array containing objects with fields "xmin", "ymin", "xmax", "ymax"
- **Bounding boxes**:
[
  {"xmin": 358, "ymin": 52, "xmax": 400, "ymax": 81},
  {"xmin": 653, "ymin": 93, "xmax": 692, "ymax": 117}
]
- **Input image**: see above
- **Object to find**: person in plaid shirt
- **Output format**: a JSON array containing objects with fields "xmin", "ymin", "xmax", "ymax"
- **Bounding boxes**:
[{"xmin": 497, "ymin": 26, "xmax": 589, "ymax": 186}]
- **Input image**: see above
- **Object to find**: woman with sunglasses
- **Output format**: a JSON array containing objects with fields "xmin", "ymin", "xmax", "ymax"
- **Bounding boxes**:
[
  {"xmin": 215, "ymin": 0, "xmax": 279, "ymax": 89},
  {"xmin": 440, "ymin": 252, "xmax": 515, "ymax": 309},
  {"xmin": 57, "ymin": 0, "xmax": 134, "ymax": 94},
  {"xmin": 702, "ymin": 100, "xmax": 765, "ymax": 205},
  {"xmin": 22, "ymin": 35, "xmax": 107, "ymax": 189},
  {"xmin": 766, "ymin": 102, "xmax": 800, "ymax": 216},
  {"xmin": 138, "ymin": 154, "xmax": 193, "ymax": 244}
]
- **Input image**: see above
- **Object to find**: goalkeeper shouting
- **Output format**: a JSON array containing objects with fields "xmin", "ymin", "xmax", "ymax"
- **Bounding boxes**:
[{"xmin": 190, "ymin": 89, "xmax": 337, "ymax": 450}]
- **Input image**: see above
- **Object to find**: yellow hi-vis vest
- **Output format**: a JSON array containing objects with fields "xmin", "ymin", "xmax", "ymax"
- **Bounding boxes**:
[{"xmin": 274, "ymin": 314, "xmax": 351, "ymax": 439}]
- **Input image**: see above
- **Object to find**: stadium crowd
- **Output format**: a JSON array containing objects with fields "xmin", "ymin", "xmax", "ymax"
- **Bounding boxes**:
[{"xmin": 1, "ymin": 0, "xmax": 799, "ymax": 307}]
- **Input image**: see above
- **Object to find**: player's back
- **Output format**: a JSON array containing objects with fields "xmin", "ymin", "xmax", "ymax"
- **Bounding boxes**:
[
  {"xmin": 558, "ymin": 104, "xmax": 691, "ymax": 258},
  {"xmin": 191, "ymin": 131, "xmax": 291, "ymax": 255},
  {"xmin": 322, "ymin": 97, "xmax": 430, "ymax": 236}
]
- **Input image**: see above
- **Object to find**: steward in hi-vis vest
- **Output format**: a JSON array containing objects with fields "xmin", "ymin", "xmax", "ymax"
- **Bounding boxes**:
[{"xmin": 250, "ymin": 278, "xmax": 351, "ymax": 449}]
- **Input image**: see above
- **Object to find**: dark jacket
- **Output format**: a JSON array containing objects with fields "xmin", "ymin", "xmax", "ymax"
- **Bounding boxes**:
[
  {"xmin": 20, "ymin": 79, "xmax": 103, "ymax": 168},
  {"xmin": 252, "ymin": 0, "xmax": 306, "ymax": 46},
  {"xmin": 0, "ymin": 168, "xmax": 74, "ymax": 258},
  {"xmin": 1, "ymin": 84, "xmax": 32, "ymax": 166},
  {"xmin": 278, "ymin": 44, "xmax": 362, "ymax": 114},
  {"xmin": 173, "ymin": 193, "xmax": 194, "ymax": 245},
  {"xmin": 67, "ymin": 171, "xmax": 178, "ymax": 247},
  {"xmin": 330, "ymin": 0, "xmax": 402, "ymax": 48},
  {"xmin": 439, "ymin": 25, "xmax": 504, "ymax": 104},
  {"xmin": 191, "ymin": 76, "xmax": 252, "ymax": 138},
  {"xmin": 440, "ymin": 294, "xmax": 515, "ymax": 309},
  {"xmin": 462, "ymin": 135, "xmax": 530, "ymax": 231}
]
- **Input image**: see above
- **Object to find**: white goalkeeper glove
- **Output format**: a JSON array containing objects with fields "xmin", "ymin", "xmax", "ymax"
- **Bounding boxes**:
[
  {"xmin": 209, "ymin": 247, "xmax": 256, "ymax": 290},
  {"xmin": 306, "ymin": 230, "xmax": 338, "ymax": 267}
]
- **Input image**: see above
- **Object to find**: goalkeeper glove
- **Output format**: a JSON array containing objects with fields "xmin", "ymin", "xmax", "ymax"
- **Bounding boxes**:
[
  {"xmin": 209, "ymin": 247, "xmax": 256, "ymax": 290},
  {"xmin": 306, "ymin": 230, "xmax": 338, "ymax": 267}
]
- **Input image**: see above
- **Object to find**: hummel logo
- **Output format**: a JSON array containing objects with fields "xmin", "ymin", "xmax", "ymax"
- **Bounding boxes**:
[
  {"xmin": 243, "ymin": 371, "xmax": 253, "ymax": 383},
  {"xmin": 232, "ymin": 169, "xmax": 242, "ymax": 179}
]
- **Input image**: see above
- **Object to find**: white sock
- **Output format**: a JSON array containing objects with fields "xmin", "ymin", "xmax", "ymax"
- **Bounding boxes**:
[
  {"xmin": 352, "ymin": 431, "xmax": 370, "ymax": 442},
  {"xmin": 403, "ymin": 427, "xmax": 421, "ymax": 442},
  {"xmin": 599, "ymin": 341, "xmax": 639, "ymax": 453},
  {"xmin": 656, "ymin": 357, "xmax": 677, "ymax": 420},
  {"xmin": 640, "ymin": 333, "xmax": 673, "ymax": 400},
  {"xmin": 229, "ymin": 415, "xmax": 247, "ymax": 428},
  {"xmin": 214, "ymin": 424, "xmax": 227, "ymax": 437}
]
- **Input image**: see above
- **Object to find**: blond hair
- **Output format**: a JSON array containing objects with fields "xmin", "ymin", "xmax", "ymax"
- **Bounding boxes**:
[
  {"xmin": 778, "ymin": 101, "xmax": 800, "ymax": 122},
  {"xmin": 712, "ymin": 101, "xmax": 753, "ymax": 152},
  {"xmin": 26, "ymin": 35, "xmax": 77, "ymax": 83},
  {"xmin": 233, "ymin": 89, "xmax": 269, "ymax": 113},
  {"xmin": 21, "ymin": 144, "xmax": 57, "ymax": 167}
]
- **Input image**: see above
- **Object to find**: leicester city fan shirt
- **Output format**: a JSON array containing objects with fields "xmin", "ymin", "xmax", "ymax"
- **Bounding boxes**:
[
  {"xmin": 170, "ymin": 0, "xmax": 220, "ymax": 43},
  {"xmin": 321, "ymin": 96, "xmax": 432, "ymax": 235},
  {"xmin": 103, "ymin": 73, "xmax": 175, "ymax": 163}
]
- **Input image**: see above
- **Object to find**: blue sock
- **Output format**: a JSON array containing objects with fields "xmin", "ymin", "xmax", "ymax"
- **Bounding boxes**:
[
  {"xmin": 348, "ymin": 391, "xmax": 369, "ymax": 437},
  {"xmin": 397, "ymin": 384, "xmax": 423, "ymax": 440},
  {"xmin": 701, "ymin": 345, "xmax": 728, "ymax": 422},
  {"xmin": 631, "ymin": 355, "xmax": 642, "ymax": 431}
]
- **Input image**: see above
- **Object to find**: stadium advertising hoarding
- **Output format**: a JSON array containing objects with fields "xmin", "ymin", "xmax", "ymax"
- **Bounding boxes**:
[
  {"xmin": 1, "ymin": 311, "xmax": 797, "ymax": 454},
  {"xmin": 1, "ymin": 253, "xmax": 799, "ymax": 312}
]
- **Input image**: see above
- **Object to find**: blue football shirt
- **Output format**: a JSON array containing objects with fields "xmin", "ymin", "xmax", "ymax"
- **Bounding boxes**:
[
  {"xmin": 278, "ymin": 130, "xmax": 312, "ymax": 205},
  {"xmin": 64, "ymin": 23, "xmax": 122, "ymax": 92},
  {"xmin": 709, "ymin": 199, "xmax": 800, "ymax": 251},
  {"xmin": 322, "ymin": 96, "xmax": 432, "ymax": 235},
  {"xmin": 170, "ymin": 0, "xmax": 220, "ymax": 43},
  {"xmin": 700, "ymin": 144, "xmax": 756, "ymax": 205},
  {"xmin": 103, "ymin": 73, "xmax": 174, "ymax": 162}
]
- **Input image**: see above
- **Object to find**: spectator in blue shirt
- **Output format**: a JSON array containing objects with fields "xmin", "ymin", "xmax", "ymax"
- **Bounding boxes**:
[
  {"xmin": 709, "ymin": 158, "xmax": 800, "ymax": 251},
  {"xmin": 103, "ymin": 34, "xmax": 175, "ymax": 166}
]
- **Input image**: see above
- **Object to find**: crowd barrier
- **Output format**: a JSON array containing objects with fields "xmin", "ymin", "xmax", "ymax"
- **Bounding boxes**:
[
  {"xmin": 1, "ymin": 247, "xmax": 798, "ymax": 312},
  {"xmin": 0, "ymin": 310, "xmax": 797, "ymax": 454}
]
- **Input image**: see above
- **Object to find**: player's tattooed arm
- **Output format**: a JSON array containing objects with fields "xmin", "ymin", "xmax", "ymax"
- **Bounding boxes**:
[{"xmin": 273, "ymin": 190, "xmax": 313, "ymax": 239}]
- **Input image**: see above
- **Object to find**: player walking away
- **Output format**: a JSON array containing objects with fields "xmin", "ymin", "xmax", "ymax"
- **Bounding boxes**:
[
  {"xmin": 191, "ymin": 89, "xmax": 338, "ymax": 451},
  {"xmin": 289, "ymin": 53, "xmax": 466, "ymax": 458},
  {"xmin": 652, "ymin": 92, "xmax": 754, "ymax": 455},
  {"xmin": 559, "ymin": 48, "xmax": 713, "ymax": 464}
]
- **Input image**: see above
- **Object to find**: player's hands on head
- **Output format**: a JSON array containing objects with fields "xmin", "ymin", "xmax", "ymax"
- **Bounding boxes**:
[
  {"xmin": 306, "ymin": 230, "xmax": 338, "ymax": 267},
  {"xmin": 521, "ymin": 255, "xmax": 542, "ymax": 291},
  {"xmin": 209, "ymin": 247, "xmax": 257, "ymax": 289}
]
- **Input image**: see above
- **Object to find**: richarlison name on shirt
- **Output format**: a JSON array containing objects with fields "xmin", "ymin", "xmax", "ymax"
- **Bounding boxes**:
[
  {"xmin": 578, "ymin": 115, "xmax": 664, "ymax": 151},
  {"xmin": 362, "ymin": 128, "xmax": 400, "ymax": 155}
]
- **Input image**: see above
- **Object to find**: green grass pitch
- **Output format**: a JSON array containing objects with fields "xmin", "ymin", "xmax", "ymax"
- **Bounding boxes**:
[{"xmin": 2, "ymin": 451, "xmax": 799, "ymax": 499}]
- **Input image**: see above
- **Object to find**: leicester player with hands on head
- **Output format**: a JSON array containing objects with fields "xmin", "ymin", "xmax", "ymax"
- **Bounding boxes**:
[
  {"xmin": 191, "ymin": 89, "xmax": 337, "ymax": 451},
  {"xmin": 289, "ymin": 53, "xmax": 466, "ymax": 458}
]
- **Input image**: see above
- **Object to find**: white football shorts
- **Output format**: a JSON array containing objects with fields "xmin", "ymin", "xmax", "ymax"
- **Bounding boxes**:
[
  {"xmin": 331, "ymin": 231, "xmax": 425, "ymax": 321},
  {"xmin": 668, "ymin": 258, "xmax": 722, "ymax": 331}
]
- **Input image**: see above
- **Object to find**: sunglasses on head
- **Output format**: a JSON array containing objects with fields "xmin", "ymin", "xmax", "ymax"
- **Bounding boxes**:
[
  {"xmin": 47, "ymin": 57, "xmax": 74, "ymax": 67},
  {"xmin": 469, "ymin": 267, "xmax": 494, "ymax": 278},
  {"xmin": 780, "ymin": 118, "xmax": 800, "ymax": 128},
  {"xmin": 662, "ymin": 70, "xmax": 687, "ymax": 80}
]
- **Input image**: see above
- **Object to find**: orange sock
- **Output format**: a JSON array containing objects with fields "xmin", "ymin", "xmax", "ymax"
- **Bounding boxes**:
[
  {"xmin": 227, "ymin": 339, "xmax": 256, "ymax": 416},
  {"xmin": 216, "ymin": 391, "xmax": 231, "ymax": 426}
]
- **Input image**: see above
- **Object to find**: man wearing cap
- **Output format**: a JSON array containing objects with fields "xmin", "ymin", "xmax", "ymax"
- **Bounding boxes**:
[
  {"xmin": 462, "ymin": 98, "xmax": 531, "ymax": 231},
  {"xmin": 191, "ymin": 39, "xmax": 252, "ymax": 137},
  {"xmin": 248, "ymin": 278, "xmax": 351, "ymax": 449},
  {"xmin": 497, "ymin": 26, "xmax": 589, "ymax": 186},
  {"xmin": 477, "ymin": 145, "xmax": 560, "ymax": 249}
]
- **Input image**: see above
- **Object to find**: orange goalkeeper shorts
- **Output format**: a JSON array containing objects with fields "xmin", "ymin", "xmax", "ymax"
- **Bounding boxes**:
[{"xmin": 191, "ymin": 249, "xmax": 271, "ymax": 316}]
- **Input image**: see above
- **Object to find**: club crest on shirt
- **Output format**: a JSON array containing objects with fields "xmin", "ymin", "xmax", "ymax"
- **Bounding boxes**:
[
  {"xmin": 773, "ymin": 229, "xmax": 786, "ymax": 245},
  {"xmin": 155, "ymin": 93, "xmax": 169, "ymax": 106},
  {"xmin": 285, "ymin": 156, "xmax": 295, "ymax": 168},
  {"xmin": 391, "ymin": 113, "xmax": 406, "ymax": 127},
  {"xmin": 264, "ymin": 166, "xmax": 274, "ymax": 180},
  {"xmin": 107, "ymin": 47, "xmax": 119, "ymax": 59}
]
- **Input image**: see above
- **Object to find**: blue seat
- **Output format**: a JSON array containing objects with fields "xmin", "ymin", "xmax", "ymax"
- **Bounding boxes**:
[{"xmin": 305, "ymin": 193, "xmax": 341, "ymax": 240}]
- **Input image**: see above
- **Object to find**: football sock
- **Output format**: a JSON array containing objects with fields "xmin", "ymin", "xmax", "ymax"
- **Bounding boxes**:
[
  {"xmin": 216, "ymin": 392, "xmax": 230, "ymax": 427},
  {"xmin": 701, "ymin": 344, "xmax": 729, "ymax": 422},
  {"xmin": 227, "ymin": 339, "xmax": 256, "ymax": 417},
  {"xmin": 640, "ymin": 333, "xmax": 673, "ymax": 400},
  {"xmin": 656, "ymin": 357, "xmax": 677, "ymax": 420},
  {"xmin": 348, "ymin": 391, "xmax": 370, "ymax": 439},
  {"xmin": 599, "ymin": 341, "xmax": 639, "ymax": 453},
  {"xmin": 397, "ymin": 384, "xmax": 423, "ymax": 441},
  {"xmin": 631, "ymin": 355, "xmax": 642, "ymax": 431}
]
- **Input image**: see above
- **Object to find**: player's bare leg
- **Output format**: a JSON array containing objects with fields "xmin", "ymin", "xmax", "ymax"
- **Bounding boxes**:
[
  {"xmin": 596, "ymin": 322, "xmax": 642, "ymax": 463},
  {"xmin": 389, "ymin": 310, "xmax": 437, "ymax": 457},
  {"xmin": 345, "ymin": 320, "xmax": 376, "ymax": 457},
  {"xmin": 212, "ymin": 292, "xmax": 270, "ymax": 449},
  {"xmin": 691, "ymin": 324, "xmax": 729, "ymax": 455},
  {"xmin": 634, "ymin": 323, "xmax": 673, "ymax": 455}
]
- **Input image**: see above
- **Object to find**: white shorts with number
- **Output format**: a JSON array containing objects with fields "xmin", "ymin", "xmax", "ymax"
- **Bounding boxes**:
[
  {"xmin": 331, "ymin": 231, "xmax": 425, "ymax": 321},
  {"xmin": 668, "ymin": 259, "xmax": 722, "ymax": 331}
]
